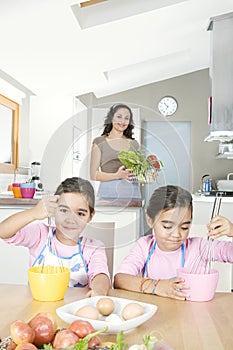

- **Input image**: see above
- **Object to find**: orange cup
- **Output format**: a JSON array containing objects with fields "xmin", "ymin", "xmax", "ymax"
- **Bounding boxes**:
[{"xmin": 12, "ymin": 183, "xmax": 22, "ymax": 198}]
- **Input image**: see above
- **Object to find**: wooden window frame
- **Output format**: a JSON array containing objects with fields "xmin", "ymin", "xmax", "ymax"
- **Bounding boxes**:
[{"xmin": 0, "ymin": 94, "xmax": 19, "ymax": 167}]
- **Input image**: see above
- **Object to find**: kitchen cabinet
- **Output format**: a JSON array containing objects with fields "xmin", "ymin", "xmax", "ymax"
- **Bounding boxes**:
[
  {"xmin": 0, "ymin": 205, "xmax": 31, "ymax": 284},
  {"xmin": 205, "ymin": 12, "xmax": 233, "ymax": 142},
  {"xmin": 191, "ymin": 195, "xmax": 233, "ymax": 292}
]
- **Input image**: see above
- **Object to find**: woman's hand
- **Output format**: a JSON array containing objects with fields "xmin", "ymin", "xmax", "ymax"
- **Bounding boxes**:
[
  {"xmin": 116, "ymin": 165, "xmax": 133, "ymax": 181},
  {"xmin": 154, "ymin": 278, "xmax": 190, "ymax": 300},
  {"xmin": 207, "ymin": 215, "xmax": 233, "ymax": 239},
  {"xmin": 31, "ymin": 195, "xmax": 60, "ymax": 220}
]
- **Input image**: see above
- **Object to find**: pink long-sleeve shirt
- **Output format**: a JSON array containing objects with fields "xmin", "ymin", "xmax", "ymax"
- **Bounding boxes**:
[
  {"xmin": 116, "ymin": 234, "xmax": 233, "ymax": 279},
  {"xmin": 4, "ymin": 222, "xmax": 110, "ymax": 285}
]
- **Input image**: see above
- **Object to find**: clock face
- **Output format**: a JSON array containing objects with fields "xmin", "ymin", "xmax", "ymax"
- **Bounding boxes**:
[{"xmin": 158, "ymin": 96, "xmax": 178, "ymax": 116}]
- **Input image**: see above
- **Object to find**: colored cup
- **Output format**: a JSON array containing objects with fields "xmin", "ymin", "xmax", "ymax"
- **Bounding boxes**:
[
  {"xmin": 20, "ymin": 183, "xmax": 36, "ymax": 198},
  {"xmin": 12, "ymin": 183, "xmax": 22, "ymax": 198}
]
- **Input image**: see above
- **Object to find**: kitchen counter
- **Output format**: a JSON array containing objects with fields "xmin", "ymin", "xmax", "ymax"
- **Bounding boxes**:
[
  {"xmin": 0, "ymin": 197, "xmax": 142, "ymax": 207},
  {"xmin": 192, "ymin": 193, "xmax": 233, "ymax": 202},
  {"xmin": 0, "ymin": 284, "xmax": 232, "ymax": 349}
]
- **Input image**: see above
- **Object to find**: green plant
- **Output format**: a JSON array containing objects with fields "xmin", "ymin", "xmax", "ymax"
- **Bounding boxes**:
[{"xmin": 118, "ymin": 144, "xmax": 163, "ymax": 183}]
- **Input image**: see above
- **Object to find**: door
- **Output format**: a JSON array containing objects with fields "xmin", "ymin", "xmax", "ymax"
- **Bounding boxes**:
[{"xmin": 143, "ymin": 121, "xmax": 191, "ymax": 201}]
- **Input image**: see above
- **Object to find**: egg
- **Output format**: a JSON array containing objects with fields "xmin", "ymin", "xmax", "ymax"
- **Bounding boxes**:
[
  {"xmin": 121, "ymin": 302, "xmax": 144, "ymax": 320},
  {"xmin": 75, "ymin": 305, "xmax": 99, "ymax": 320},
  {"xmin": 96, "ymin": 297, "xmax": 115, "ymax": 316},
  {"xmin": 105, "ymin": 314, "xmax": 122, "ymax": 324}
]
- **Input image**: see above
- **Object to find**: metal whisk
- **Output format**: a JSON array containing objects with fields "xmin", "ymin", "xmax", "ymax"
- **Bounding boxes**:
[
  {"xmin": 188, "ymin": 194, "xmax": 222, "ymax": 274},
  {"xmin": 40, "ymin": 217, "xmax": 65, "ymax": 273}
]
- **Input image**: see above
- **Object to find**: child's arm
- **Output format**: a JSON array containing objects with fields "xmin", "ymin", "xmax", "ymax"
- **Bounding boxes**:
[
  {"xmin": 86, "ymin": 273, "xmax": 110, "ymax": 297},
  {"xmin": 0, "ymin": 196, "xmax": 59, "ymax": 239},
  {"xmin": 114, "ymin": 273, "xmax": 190, "ymax": 301},
  {"xmin": 207, "ymin": 215, "xmax": 233, "ymax": 239}
]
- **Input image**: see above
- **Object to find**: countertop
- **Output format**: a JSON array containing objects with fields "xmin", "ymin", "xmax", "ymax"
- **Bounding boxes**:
[
  {"xmin": 0, "ymin": 196, "xmax": 142, "ymax": 207},
  {"xmin": 192, "ymin": 193, "xmax": 233, "ymax": 202},
  {"xmin": 0, "ymin": 284, "xmax": 232, "ymax": 349}
]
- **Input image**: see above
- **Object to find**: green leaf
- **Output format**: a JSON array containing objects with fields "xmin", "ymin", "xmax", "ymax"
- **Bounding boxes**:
[
  {"xmin": 112, "ymin": 331, "xmax": 128, "ymax": 350},
  {"xmin": 142, "ymin": 334, "xmax": 158, "ymax": 350}
]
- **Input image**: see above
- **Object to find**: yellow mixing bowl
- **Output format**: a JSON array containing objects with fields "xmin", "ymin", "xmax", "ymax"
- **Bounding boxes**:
[{"xmin": 28, "ymin": 266, "xmax": 70, "ymax": 301}]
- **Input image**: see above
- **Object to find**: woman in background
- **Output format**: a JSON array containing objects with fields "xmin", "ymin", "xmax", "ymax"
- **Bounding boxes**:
[{"xmin": 90, "ymin": 103, "xmax": 141, "ymax": 199}]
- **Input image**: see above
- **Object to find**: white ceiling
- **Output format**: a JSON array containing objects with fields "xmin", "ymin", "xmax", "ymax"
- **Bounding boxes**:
[{"xmin": 0, "ymin": 0, "xmax": 233, "ymax": 98}]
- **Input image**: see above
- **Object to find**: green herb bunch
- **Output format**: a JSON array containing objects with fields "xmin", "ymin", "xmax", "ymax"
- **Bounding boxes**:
[{"xmin": 118, "ymin": 143, "xmax": 163, "ymax": 184}]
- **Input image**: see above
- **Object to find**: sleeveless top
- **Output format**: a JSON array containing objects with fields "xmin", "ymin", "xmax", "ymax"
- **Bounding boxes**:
[{"xmin": 93, "ymin": 136, "xmax": 139, "ymax": 173}]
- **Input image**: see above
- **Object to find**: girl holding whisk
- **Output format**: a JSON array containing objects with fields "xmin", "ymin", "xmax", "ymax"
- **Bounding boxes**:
[
  {"xmin": 114, "ymin": 185, "xmax": 233, "ymax": 300},
  {"xmin": 0, "ymin": 177, "xmax": 110, "ymax": 297}
]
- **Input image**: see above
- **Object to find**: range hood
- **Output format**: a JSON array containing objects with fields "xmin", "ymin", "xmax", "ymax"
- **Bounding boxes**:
[{"xmin": 205, "ymin": 12, "xmax": 233, "ymax": 143}]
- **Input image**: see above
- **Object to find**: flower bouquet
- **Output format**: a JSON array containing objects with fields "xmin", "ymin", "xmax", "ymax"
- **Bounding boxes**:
[{"xmin": 118, "ymin": 144, "xmax": 163, "ymax": 184}]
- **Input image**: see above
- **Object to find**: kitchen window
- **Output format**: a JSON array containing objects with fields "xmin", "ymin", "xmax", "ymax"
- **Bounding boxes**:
[{"xmin": 0, "ymin": 94, "xmax": 19, "ymax": 167}]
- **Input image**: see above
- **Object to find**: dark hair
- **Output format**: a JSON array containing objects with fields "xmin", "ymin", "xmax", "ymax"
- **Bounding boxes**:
[
  {"xmin": 146, "ymin": 185, "xmax": 193, "ymax": 221},
  {"xmin": 55, "ymin": 177, "xmax": 95, "ymax": 214},
  {"xmin": 101, "ymin": 103, "xmax": 135, "ymax": 139}
]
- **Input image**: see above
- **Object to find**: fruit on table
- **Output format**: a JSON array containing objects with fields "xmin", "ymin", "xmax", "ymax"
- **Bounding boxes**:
[
  {"xmin": 10, "ymin": 320, "xmax": 35, "ymax": 345},
  {"xmin": 15, "ymin": 343, "xmax": 37, "ymax": 350},
  {"xmin": 68, "ymin": 320, "xmax": 95, "ymax": 338},
  {"xmin": 53, "ymin": 329, "xmax": 79, "ymax": 349},
  {"xmin": 75, "ymin": 305, "xmax": 99, "ymax": 320},
  {"xmin": 87, "ymin": 335, "xmax": 101, "ymax": 349},
  {"xmin": 33, "ymin": 312, "xmax": 57, "ymax": 331},
  {"xmin": 28, "ymin": 315, "xmax": 55, "ymax": 346},
  {"xmin": 121, "ymin": 303, "xmax": 144, "ymax": 320},
  {"xmin": 6, "ymin": 312, "xmax": 108, "ymax": 350},
  {"xmin": 96, "ymin": 298, "xmax": 115, "ymax": 316}
]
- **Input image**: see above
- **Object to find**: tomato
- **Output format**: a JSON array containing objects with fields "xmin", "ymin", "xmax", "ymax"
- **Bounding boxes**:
[
  {"xmin": 88, "ymin": 335, "xmax": 101, "ymax": 349},
  {"xmin": 10, "ymin": 320, "xmax": 35, "ymax": 345},
  {"xmin": 147, "ymin": 155, "xmax": 160, "ymax": 170},
  {"xmin": 28, "ymin": 315, "xmax": 55, "ymax": 346},
  {"xmin": 6, "ymin": 339, "xmax": 17, "ymax": 350},
  {"xmin": 15, "ymin": 343, "xmax": 37, "ymax": 350},
  {"xmin": 33, "ymin": 312, "xmax": 57, "ymax": 331},
  {"xmin": 68, "ymin": 320, "xmax": 95, "ymax": 338},
  {"xmin": 53, "ymin": 329, "xmax": 79, "ymax": 349}
]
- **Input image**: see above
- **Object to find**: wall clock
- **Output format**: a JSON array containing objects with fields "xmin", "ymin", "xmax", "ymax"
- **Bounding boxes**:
[{"xmin": 158, "ymin": 96, "xmax": 178, "ymax": 116}]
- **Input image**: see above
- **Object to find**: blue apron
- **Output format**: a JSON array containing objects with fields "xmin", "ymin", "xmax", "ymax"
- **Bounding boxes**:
[
  {"xmin": 32, "ymin": 230, "xmax": 88, "ymax": 287},
  {"xmin": 143, "ymin": 241, "xmax": 185, "ymax": 278}
]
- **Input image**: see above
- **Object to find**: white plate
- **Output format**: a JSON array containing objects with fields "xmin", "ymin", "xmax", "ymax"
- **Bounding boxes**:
[{"xmin": 56, "ymin": 296, "xmax": 158, "ymax": 334}]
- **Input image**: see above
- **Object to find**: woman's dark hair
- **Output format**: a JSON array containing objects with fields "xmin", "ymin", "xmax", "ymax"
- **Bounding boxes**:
[
  {"xmin": 146, "ymin": 185, "xmax": 193, "ymax": 221},
  {"xmin": 101, "ymin": 103, "xmax": 135, "ymax": 139},
  {"xmin": 55, "ymin": 177, "xmax": 95, "ymax": 214}
]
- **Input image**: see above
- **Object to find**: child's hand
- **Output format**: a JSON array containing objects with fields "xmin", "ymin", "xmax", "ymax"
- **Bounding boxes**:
[
  {"xmin": 32, "ymin": 195, "xmax": 60, "ymax": 220},
  {"xmin": 207, "ymin": 215, "xmax": 233, "ymax": 239},
  {"xmin": 85, "ymin": 288, "xmax": 107, "ymax": 298},
  {"xmin": 154, "ymin": 277, "xmax": 190, "ymax": 300}
]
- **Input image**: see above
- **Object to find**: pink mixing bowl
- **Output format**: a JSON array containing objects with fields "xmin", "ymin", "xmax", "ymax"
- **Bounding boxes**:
[{"xmin": 177, "ymin": 268, "xmax": 219, "ymax": 302}]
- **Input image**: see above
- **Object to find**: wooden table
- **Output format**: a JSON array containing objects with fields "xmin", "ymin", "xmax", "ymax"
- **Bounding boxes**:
[{"xmin": 0, "ymin": 285, "xmax": 232, "ymax": 350}]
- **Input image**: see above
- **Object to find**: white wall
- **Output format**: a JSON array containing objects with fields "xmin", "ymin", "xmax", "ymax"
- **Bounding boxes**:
[
  {"xmin": 29, "ymin": 96, "xmax": 75, "ymax": 161},
  {"xmin": 79, "ymin": 69, "xmax": 233, "ymax": 193}
]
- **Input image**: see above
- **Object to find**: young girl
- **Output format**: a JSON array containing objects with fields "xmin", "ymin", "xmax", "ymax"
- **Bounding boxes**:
[
  {"xmin": 0, "ymin": 177, "xmax": 110, "ymax": 297},
  {"xmin": 114, "ymin": 185, "xmax": 233, "ymax": 300}
]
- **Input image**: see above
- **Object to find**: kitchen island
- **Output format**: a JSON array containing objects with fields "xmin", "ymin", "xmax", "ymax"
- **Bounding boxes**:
[{"xmin": 0, "ymin": 284, "xmax": 232, "ymax": 350}]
